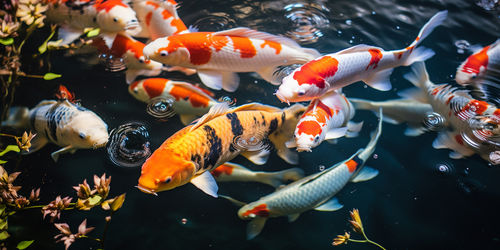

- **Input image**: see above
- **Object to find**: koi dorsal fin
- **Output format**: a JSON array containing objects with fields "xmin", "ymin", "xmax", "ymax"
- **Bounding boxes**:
[
  {"xmin": 189, "ymin": 102, "xmax": 230, "ymax": 131},
  {"xmin": 34, "ymin": 100, "xmax": 58, "ymax": 108},
  {"xmin": 213, "ymin": 27, "xmax": 301, "ymax": 48},
  {"xmin": 159, "ymin": 0, "xmax": 180, "ymax": 19},
  {"xmin": 229, "ymin": 102, "xmax": 282, "ymax": 113},
  {"xmin": 335, "ymin": 44, "xmax": 384, "ymax": 55}
]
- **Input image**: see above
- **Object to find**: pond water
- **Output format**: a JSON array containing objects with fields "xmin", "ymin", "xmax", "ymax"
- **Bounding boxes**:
[{"xmin": 7, "ymin": 0, "xmax": 500, "ymax": 249}]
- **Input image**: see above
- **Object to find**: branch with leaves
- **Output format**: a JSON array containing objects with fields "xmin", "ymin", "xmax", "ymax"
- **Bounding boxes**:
[{"xmin": 332, "ymin": 209, "xmax": 386, "ymax": 249}]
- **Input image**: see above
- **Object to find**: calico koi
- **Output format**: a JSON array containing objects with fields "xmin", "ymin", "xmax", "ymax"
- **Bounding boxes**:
[
  {"xmin": 142, "ymin": 27, "xmax": 320, "ymax": 92},
  {"xmin": 456, "ymin": 39, "xmax": 500, "ymax": 85},
  {"xmin": 276, "ymin": 11, "xmax": 448, "ymax": 103},
  {"xmin": 136, "ymin": 102, "xmax": 306, "ymax": 197}
]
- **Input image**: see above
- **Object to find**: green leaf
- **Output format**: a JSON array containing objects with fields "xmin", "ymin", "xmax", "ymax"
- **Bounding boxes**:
[
  {"xmin": 0, "ymin": 37, "xmax": 14, "ymax": 46},
  {"xmin": 88, "ymin": 195, "xmax": 102, "ymax": 206},
  {"xmin": 38, "ymin": 28, "xmax": 56, "ymax": 54},
  {"xmin": 110, "ymin": 193, "xmax": 126, "ymax": 211},
  {"xmin": 0, "ymin": 219, "xmax": 7, "ymax": 230},
  {"xmin": 0, "ymin": 160, "xmax": 6, "ymax": 164},
  {"xmin": 86, "ymin": 28, "xmax": 100, "ymax": 38},
  {"xmin": 0, "ymin": 231, "xmax": 9, "ymax": 240},
  {"xmin": 43, "ymin": 73, "xmax": 62, "ymax": 80},
  {"xmin": 17, "ymin": 240, "xmax": 34, "ymax": 249},
  {"xmin": 0, "ymin": 145, "xmax": 20, "ymax": 157},
  {"xmin": 0, "ymin": 205, "xmax": 6, "ymax": 215}
]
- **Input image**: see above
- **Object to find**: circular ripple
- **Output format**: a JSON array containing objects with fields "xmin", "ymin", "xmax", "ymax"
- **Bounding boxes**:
[
  {"xmin": 434, "ymin": 162, "xmax": 455, "ymax": 177},
  {"xmin": 98, "ymin": 54, "xmax": 126, "ymax": 72},
  {"xmin": 454, "ymin": 40, "xmax": 470, "ymax": 54},
  {"xmin": 106, "ymin": 122, "xmax": 151, "ymax": 168},
  {"xmin": 146, "ymin": 97, "xmax": 176, "ymax": 120},
  {"xmin": 423, "ymin": 112, "xmax": 446, "ymax": 131},
  {"xmin": 231, "ymin": 133, "xmax": 268, "ymax": 152},
  {"xmin": 191, "ymin": 13, "xmax": 237, "ymax": 31},
  {"xmin": 283, "ymin": 3, "xmax": 330, "ymax": 44}
]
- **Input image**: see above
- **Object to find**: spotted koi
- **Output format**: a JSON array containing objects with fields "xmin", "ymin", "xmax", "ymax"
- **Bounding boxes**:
[
  {"xmin": 276, "ymin": 11, "xmax": 447, "ymax": 103},
  {"xmin": 455, "ymin": 39, "xmax": 500, "ymax": 85}
]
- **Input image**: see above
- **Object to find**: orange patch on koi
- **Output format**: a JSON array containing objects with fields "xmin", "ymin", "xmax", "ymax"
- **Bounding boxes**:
[
  {"xmin": 210, "ymin": 164, "xmax": 234, "ymax": 177},
  {"xmin": 94, "ymin": 0, "xmax": 128, "ymax": 12},
  {"xmin": 170, "ymin": 85, "xmax": 210, "ymax": 108},
  {"xmin": 462, "ymin": 46, "xmax": 489, "ymax": 74},
  {"xmin": 143, "ymin": 78, "xmax": 168, "ymax": 98},
  {"xmin": 260, "ymin": 40, "xmax": 282, "ymax": 54},
  {"xmin": 345, "ymin": 159, "xmax": 357, "ymax": 173},
  {"xmin": 366, "ymin": 49, "xmax": 382, "ymax": 70},
  {"xmin": 230, "ymin": 36, "xmax": 257, "ymax": 58},
  {"xmin": 145, "ymin": 12, "xmax": 153, "ymax": 26},
  {"xmin": 146, "ymin": 1, "xmax": 160, "ymax": 9},
  {"xmin": 296, "ymin": 120, "xmax": 322, "ymax": 137},
  {"xmin": 170, "ymin": 18, "xmax": 188, "ymax": 34},
  {"xmin": 242, "ymin": 204, "xmax": 270, "ymax": 217},
  {"xmin": 293, "ymin": 56, "xmax": 339, "ymax": 88}
]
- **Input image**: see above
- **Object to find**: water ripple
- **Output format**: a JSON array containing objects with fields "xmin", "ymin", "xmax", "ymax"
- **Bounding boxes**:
[
  {"xmin": 107, "ymin": 122, "xmax": 151, "ymax": 168},
  {"xmin": 283, "ymin": 3, "xmax": 330, "ymax": 44},
  {"xmin": 146, "ymin": 97, "xmax": 176, "ymax": 120},
  {"xmin": 191, "ymin": 12, "xmax": 237, "ymax": 31}
]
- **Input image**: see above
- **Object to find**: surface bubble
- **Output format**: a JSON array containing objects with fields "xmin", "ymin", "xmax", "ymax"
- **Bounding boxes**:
[
  {"xmin": 435, "ymin": 162, "xmax": 454, "ymax": 176},
  {"xmin": 106, "ymin": 122, "xmax": 151, "ymax": 168},
  {"xmin": 283, "ymin": 3, "xmax": 330, "ymax": 44},
  {"xmin": 99, "ymin": 54, "xmax": 126, "ymax": 72},
  {"xmin": 423, "ymin": 112, "xmax": 446, "ymax": 131},
  {"xmin": 319, "ymin": 165, "xmax": 325, "ymax": 171},
  {"xmin": 455, "ymin": 40, "xmax": 470, "ymax": 54}
]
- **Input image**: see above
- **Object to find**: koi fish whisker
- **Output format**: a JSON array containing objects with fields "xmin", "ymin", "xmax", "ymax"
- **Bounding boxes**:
[{"xmin": 135, "ymin": 185, "xmax": 158, "ymax": 196}]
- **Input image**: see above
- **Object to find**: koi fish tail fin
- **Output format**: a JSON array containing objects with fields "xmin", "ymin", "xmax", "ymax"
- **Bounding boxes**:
[
  {"xmin": 256, "ymin": 167, "xmax": 305, "ymax": 188},
  {"xmin": 247, "ymin": 217, "xmax": 268, "ymax": 240},
  {"xmin": 396, "ymin": 10, "xmax": 447, "ymax": 66},
  {"xmin": 1, "ymin": 107, "xmax": 30, "ymax": 129},
  {"xmin": 268, "ymin": 104, "xmax": 307, "ymax": 165},
  {"xmin": 403, "ymin": 62, "xmax": 433, "ymax": 92},
  {"xmin": 125, "ymin": 67, "xmax": 163, "ymax": 84},
  {"xmin": 357, "ymin": 108, "xmax": 383, "ymax": 162}
]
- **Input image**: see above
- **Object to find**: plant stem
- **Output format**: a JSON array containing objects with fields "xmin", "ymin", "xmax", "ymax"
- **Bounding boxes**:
[
  {"xmin": 79, "ymin": 234, "xmax": 102, "ymax": 243},
  {"xmin": 0, "ymin": 70, "xmax": 44, "ymax": 78},
  {"xmin": 100, "ymin": 212, "xmax": 113, "ymax": 249}
]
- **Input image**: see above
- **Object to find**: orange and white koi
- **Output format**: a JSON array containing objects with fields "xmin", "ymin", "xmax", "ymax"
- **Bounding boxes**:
[
  {"xmin": 136, "ymin": 102, "xmax": 306, "ymax": 197},
  {"xmin": 131, "ymin": 0, "xmax": 189, "ymax": 40},
  {"xmin": 45, "ymin": 0, "xmax": 140, "ymax": 46},
  {"xmin": 211, "ymin": 162, "xmax": 304, "ymax": 188},
  {"xmin": 92, "ymin": 32, "xmax": 163, "ymax": 83},
  {"xmin": 455, "ymin": 39, "xmax": 500, "ymax": 85},
  {"xmin": 404, "ymin": 62, "xmax": 500, "ymax": 162},
  {"xmin": 287, "ymin": 91, "xmax": 362, "ymax": 152},
  {"xmin": 128, "ymin": 78, "xmax": 220, "ymax": 124},
  {"xmin": 230, "ymin": 112, "xmax": 382, "ymax": 240},
  {"xmin": 276, "ymin": 11, "xmax": 447, "ymax": 103},
  {"xmin": 142, "ymin": 28, "xmax": 320, "ymax": 92}
]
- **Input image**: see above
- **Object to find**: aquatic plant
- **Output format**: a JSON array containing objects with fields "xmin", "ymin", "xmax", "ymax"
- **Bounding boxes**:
[
  {"xmin": 332, "ymin": 209, "xmax": 385, "ymax": 249},
  {"xmin": 0, "ymin": 164, "xmax": 126, "ymax": 249}
]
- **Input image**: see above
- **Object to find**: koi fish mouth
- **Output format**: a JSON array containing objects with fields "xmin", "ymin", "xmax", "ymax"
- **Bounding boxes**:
[
  {"xmin": 135, "ymin": 185, "xmax": 158, "ymax": 196},
  {"xmin": 274, "ymin": 91, "xmax": 290, "ymax": 105},
  {"xmin": 125, "ymin": 20, "xmax": 140, "ymax": 30},
  {"xmin": 296, "ymin": 146, "xmax": 312, "ymax": 152}
]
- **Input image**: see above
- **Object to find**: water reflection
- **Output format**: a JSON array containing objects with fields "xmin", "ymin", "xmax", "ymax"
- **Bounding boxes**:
[
  {"xmin": 283, "ymin": 3, "xmax": 330, "ymax": 44},
  {"xmin": 192, "ymin": 13, "xmax": 237, "ymax": 31}
]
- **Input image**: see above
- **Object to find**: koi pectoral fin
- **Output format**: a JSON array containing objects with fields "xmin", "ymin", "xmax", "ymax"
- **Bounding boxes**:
[
  {"xmin": 351, "ymin": 167, "xmax": 379, "ymax": 183},
  {"xmin": 51, "ymin": 145, "xmax": 75, "ymax": 162},
  {"xmin": 314, "ymin": 197, "xmax": 343, "ymax": 211},
  {"xmin": 190, "ymin": 171, "xmax": 219, "ymax": 198},
  {"xmin": 197, "ymin": 70, "xmax": 240, "ymax": 92},
  {"xmin": 240, "ymin": 149, "xmax": 271, "ymax": 165},
  {"xmin": 363, "ymin": 68, "xmax": 393, "ymax": 91},
  {"xmin": 247, "ymin": 217, "xmax": 267, "ymax": 240}
]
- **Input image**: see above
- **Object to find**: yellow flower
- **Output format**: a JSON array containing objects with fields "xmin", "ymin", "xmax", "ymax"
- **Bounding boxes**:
[
  {"xmin": 0, "ymin": 20, "xmax": 20, "ymax": 38},
  {"xmin": 349, "ymin": 208, "xmax": 364, "ymax": 234},
  {"xmin": 15, "ymin": 131, "xmax": 36, "ymax": 152},
  {"xmin": 16, "ymin": 0, "xmax": 48, "ymax": 28},
  {"xmin": 332, "ymin": 232, "xmax": 350, "ymax": 246}
]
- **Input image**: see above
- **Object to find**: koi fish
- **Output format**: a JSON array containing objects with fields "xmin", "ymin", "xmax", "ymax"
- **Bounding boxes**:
[
  {"xmin": 137, "ymin": 102, "xmax": 306, "ymax": 197},
  {"xmin": 142, "ymin": 28, "xmax": 321, "ymax": 92},
  {"xmin": 276, "ymin": 10, "xmax": 448, "ymax": 103},
  {"xmin": 46, "ymin": 0, "xmax": 140, "ymax": 47},
  {"xmin": 128, "ymin": 78, "xmax": 221, "ymax": 124},
  {"xmin": 3, "ymin": 100, "xmax": 109, "ymax": 162},
  {"xmin": 211, "ymin": 162, "xmax": 304, "ymax": 188},
  {"xmin": 455, "ymin": 39, "xmax": 500, "ymax": 85},
  {"xmin": 226, "ymin": 109, "xmax": 382, "ymax": 240},
  {"xmin": 350, "ymin": 97, "xmax": 433, "ymax": 136},
  {"xmin": 404, "ymin": 62, "xmax": 500, "ymax": 161},
  {"xmin": 131, "ymin": 0, "xmax": 189, "ymax": 40},
  {"xmin": 287, "ymin": 91, "xmax": 362, "ymax": 152},
  {"xmin": 92, "ymin": 32, "xmax": 163, "ymax": 83}
]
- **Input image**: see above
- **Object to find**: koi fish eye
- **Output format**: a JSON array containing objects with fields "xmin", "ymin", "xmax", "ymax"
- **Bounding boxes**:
[
  {"xmin": 297, "ymin": 90, "xmax": 306, "ymax": 96},
  {"xmin": 314, "ymin": 135, "xmax": 320, "ymax": 142},
  {"xmin": 471, "ymin": 73, "xmax": 477, "ymax": 79},
  {"xmin": 164, "ymin": 177, "xmax": 172, "ymax": 183},
  {"xmin": 79, "ymin": 132, "xmax": 86, "ymax": 139},
  {"xmin": 133, "ymin": 88, "xmax": 139, "ymax": 94},
  {"xmin": 113, "ymin": 18, "xmax": 118, "ymax": 23},
  {"xmin": 160, "ymin": 51, "xmax": 168, "ymax": 57},
  {"xmin": 139, "ymin": 58, "xmax": 145, "ymax": 64}
]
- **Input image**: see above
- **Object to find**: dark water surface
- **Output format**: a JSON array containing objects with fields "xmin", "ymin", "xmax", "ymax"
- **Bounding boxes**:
[{"xmin": 9, "ymin": 0, "xmax": 500, "ymax": 249}]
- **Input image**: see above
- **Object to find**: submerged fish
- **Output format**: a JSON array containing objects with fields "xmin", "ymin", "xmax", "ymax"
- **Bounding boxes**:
[
  {"xmin": 137, "ymin": 102, "xmax": 306, "ymax": 197},
  {"xmin": 54, "ymin": 84, "xmax": 78, "ymax": 104},
  {"xmin": 46, "ymin": 0, "xmax": 140, "ymax": 46},
  {"xmin": 229, "ymin": 109, "xmax": 382, "ymax": 240},
  {"xmin": 92, "ymin": 32, "xmax": 163, "ymax": 83},
  {"xmin": 128, "ymin": 78, "xmax": 221, "ymax": 124},
  {"xmin": 287, "ymin": 90, "xmax": 362, "ymax": 152},
  {"xmin": 350, "ymin": 97, "xmax": 433, "ymax": 136},
  {"xmin": 404, "ymin": 62, "xmax": 500, "ymax": 161},
  {"xmin": 211, "ymin": 162, "xmax": 304, "ymax": 188},
  {"xmin": 456, "ymin": 39, "xmax": 500, "ymax": 85},
  {"xmin": 131, "ymin": 0, "xmax": 189, "ymax": 40},
  {"xmin": 276, "ymin": 10, "xmax": 448, "ymax": 103},
  {"xmin": 142, "ymin": 27, "xmax": 320, "ymax": 92},
  {"xmin": 3, "ymin": 100, "xmax": 109, "ymax": 162}
]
